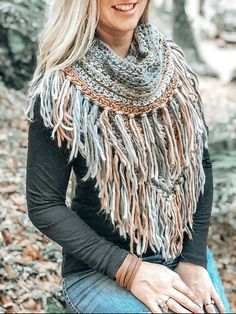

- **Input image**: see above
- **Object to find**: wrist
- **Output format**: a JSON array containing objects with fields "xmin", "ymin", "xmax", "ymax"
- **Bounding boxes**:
[
  {"xmin": 179, "ymin": 253, "xmax": 207, "ymax": 269},
  {"xmin": 177, "ymin": 260, "xmax": 205, "ymax": 270},
  {"xmin": 115, "ymin": 253, "xmax": 142, "ymax": 290},
  {"xmin": 115, "ymin": 253, "xmax": 134, "ymax": 281}
]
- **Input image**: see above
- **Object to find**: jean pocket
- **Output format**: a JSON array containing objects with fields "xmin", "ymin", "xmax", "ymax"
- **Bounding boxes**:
[{"xmin": 62, "ymin": 280, "xmax": 81, "ymax": 314}]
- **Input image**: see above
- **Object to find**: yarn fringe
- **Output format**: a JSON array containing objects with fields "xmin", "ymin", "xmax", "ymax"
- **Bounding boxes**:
[{"xmin": 25, "ymin": 41, "xmax": 208, "ymax": 261}]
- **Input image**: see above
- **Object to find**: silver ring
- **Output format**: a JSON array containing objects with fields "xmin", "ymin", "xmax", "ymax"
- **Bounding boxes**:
[
  {"xmin": 204, "ymin": 299, "xmax": 215, "ymax": 306},
  {"xmin": 156, "ymin": 296, "xmax": 171, "ymax": 311}
]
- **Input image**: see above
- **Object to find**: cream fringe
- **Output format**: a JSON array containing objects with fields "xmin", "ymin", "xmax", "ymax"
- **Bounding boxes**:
[{"xmin": 25, "ymin": 41, "xmax": 208, "ymax": 261}]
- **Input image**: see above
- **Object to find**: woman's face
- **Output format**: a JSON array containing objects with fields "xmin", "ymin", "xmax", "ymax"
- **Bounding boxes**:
[{"xmin": 97, "ymin": 0, "xmax": 148, "ymax": 33}]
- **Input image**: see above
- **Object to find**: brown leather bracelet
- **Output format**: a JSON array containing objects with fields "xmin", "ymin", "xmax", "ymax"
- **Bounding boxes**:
[
  {"xmin": 115, "ymin": 253, "xmax": 133, "ymax": 284},
  {"xmin": 123, "ymin": 255, "xmax": 138, "ymax": 288},
  {"xmin": 115, "ymin": 253, "xmax": 134, "ymax": 286},
  {"xmin": 115, "ymin": 253, "xmax": 143, "ymax": 291},
  {"xmin": 126, "ymin": 257, "xmax": 142, "ymax": 291},
  {"xmin": 119, "ymin": 254, "xmax": 135, "ymax": 287}
]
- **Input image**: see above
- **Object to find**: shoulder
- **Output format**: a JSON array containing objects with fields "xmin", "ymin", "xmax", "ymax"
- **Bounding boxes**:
[
  {"xmin": 25, "ymin": 92, "xmax": 53, "ymax": 136},
  {"xmin": 25, "ymin": 68, "xmax": 70, "ymax": 130},
  {"xmin": 26, "ymin": 92, "xmax": 72, "ymax": 158},
  {"xmin": 26, "ymin": 94, "xmax": 45, "ymax": 129},
  {"xmin": 25, "ymin": 68, "xmax": 84, "ymax": 160}
]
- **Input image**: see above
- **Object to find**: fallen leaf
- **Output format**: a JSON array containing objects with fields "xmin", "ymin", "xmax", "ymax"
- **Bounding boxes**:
[
  {"xmin": 22, "ymin": 299, "xmax": 42, "ymax": 312},
  {"xmin": 21, "ymin": 245, "xmax": 44, "ymax": 263},
  {"xmin": 0, "ymin": 185, "xmax": 17, "ymax": 194},
  {"xmin": 1, "ymin": 230, "xmax": 12, "ymax": 245},
  {"xmin": 0, "ymin": 295, "xmax": 14, "ymax": 308}
]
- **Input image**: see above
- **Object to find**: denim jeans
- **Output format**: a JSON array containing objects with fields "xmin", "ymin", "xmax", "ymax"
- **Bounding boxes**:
[{"xmin": 62, "ymin": 247, "xmax": 231, "ymax": 313}]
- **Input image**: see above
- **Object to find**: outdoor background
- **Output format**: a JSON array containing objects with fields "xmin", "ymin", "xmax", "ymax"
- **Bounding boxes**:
[{"xmin": 0, "ymin": 0, "xmax": 235, "ymax": 313}]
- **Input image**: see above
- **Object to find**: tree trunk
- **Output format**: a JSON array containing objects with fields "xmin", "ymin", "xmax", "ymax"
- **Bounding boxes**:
[
  {"xmin": 173, "ymin": 0, "xmax": 203, "ymax": 63},
  {"xmin": 172, "ymin": 0, "xmax": 216, "ymax": 76},
  {"xmin": 199, "ymin": 0, "xmax": 205, "ymax": 16}
]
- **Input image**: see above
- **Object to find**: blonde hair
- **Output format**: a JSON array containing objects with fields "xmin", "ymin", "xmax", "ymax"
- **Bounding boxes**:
[{"xmin": 28, "ymin": 0, "xmax": 151, "ymax": 93}]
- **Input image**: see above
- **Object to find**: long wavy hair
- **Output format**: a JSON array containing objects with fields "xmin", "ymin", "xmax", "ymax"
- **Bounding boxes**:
[{"xmin": 27, "ymin": 0, "xmax": 151, "ymax": 97}]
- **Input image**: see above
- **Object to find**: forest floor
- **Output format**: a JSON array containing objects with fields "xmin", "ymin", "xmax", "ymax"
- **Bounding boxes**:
[{"xmin": 0, "ymin": 76, "xmax": 235, "ymax": 313}]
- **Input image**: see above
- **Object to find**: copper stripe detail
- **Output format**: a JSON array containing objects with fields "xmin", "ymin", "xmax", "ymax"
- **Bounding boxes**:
[{"xmin": 63, "ymin": 66, "xmax": 179, "ymax": 116}]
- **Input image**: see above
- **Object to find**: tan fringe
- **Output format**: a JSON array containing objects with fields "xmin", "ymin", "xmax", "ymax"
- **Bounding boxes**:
[{"xmin": 25, "ymin": 40, "xmax": 209, "ymax": 262}]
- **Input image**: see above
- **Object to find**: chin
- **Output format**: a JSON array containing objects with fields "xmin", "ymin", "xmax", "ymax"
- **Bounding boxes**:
[{"xmin": 112, "ymin": 20, "xmax": 140, "ymax": 32}]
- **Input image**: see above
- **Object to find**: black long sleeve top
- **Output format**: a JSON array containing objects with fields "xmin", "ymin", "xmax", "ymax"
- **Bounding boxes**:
[{"xmin": 26, "ymin": 96, "xmax": 213, "ymax": 281}]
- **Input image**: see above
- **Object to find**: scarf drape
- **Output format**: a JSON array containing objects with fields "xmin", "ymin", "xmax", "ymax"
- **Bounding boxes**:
[{"xmin": 25, "ymin": 22, "xmax": 208, "ymax": 261}]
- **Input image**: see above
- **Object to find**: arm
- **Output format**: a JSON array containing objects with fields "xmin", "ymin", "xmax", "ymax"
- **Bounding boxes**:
[
  {"xmin": 179, "ymin": 142, "xmax": 213, "ymax": 268},
  {"xmin": 174, "ymin": 144, "xmax": 227, "ymax": 313},
  {"xmin": 26, "ymin": 96, "xmax": 129, "ymax": 281}
]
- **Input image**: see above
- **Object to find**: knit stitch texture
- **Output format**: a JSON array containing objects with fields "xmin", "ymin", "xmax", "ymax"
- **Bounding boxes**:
[{"xmin": 25, "ymin": 22, "xmax": 209, "ymax": 262}]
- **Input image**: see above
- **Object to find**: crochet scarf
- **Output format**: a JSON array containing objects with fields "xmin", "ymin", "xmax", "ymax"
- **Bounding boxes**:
[{"xmin": 26, "ymin": 22, "xmax": 208, "ymax": 261}]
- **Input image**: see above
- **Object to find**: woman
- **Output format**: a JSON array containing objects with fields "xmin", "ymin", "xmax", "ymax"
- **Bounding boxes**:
[{"xmin": 25, "ymin": 0, "xmax": 231, "ymax": 313}]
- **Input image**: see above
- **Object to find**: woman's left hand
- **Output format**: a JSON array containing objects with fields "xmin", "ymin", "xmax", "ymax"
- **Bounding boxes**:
[{"xmin": 174, "ymin": 261, "xmax": 226, "ymax": 314}]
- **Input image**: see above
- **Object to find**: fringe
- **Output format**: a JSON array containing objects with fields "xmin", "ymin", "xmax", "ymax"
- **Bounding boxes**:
[{"xmin": 24, "ymin": 40, "xmax": 208, "ymax": 262}]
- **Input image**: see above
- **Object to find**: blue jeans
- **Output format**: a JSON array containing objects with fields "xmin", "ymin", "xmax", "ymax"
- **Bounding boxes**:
[{"xmin": 62, "ymin": 247, "xmax": 231, "ymax": 313}]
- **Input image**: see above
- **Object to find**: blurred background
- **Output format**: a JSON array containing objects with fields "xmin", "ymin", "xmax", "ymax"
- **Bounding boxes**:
[{"xmin": 0, "ymin": 0, "xmax": 235, "ymax": 312}]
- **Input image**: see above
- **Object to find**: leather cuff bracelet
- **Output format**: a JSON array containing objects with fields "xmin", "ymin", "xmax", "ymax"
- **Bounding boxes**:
[{"xmin": 115, "ymin": 253, "xmax": 142, "ymax": 291}]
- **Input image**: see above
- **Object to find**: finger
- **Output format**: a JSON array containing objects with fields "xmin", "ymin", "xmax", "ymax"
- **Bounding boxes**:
[
  {"xmin": 166, "ymin": 297, "xmax": 192, "ymax": 314},
  {"xmin": 172, "ymin": 276, "xmax": 200, "ymax": 305},
  {"xmin": 212, "ymin": 303, "xmax": 221, "ymax": 313},
  {"xmin": 211, "ymin": 289, "xmax": 227, "ymax": 313},
  {"xmin": 204, "ymin": 303, "xmax": 217, "ymax": 314},
  {"xmin": 169, "ymin": 288, "xmax": 203, "ymax": 314},
  {"xmin": 147, "ymin": 301, "xmax": 163, "ymax": 313}
]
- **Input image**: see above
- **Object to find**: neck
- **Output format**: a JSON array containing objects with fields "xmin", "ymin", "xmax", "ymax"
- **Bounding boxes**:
[{"xmin": 95, "ymin": 24, "xmax": 134, "ymax": 59}]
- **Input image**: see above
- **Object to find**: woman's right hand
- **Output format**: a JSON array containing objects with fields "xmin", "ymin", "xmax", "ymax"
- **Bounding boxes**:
[{"xmin": 130, "ymin": 261, "xmax": 204, "ymax": 313}]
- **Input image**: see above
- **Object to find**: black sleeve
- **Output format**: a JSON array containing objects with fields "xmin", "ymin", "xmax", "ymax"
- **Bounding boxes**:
[
  {"xmin": 179, "ymin": 143, "xmax": 213, "ymax": 268},
  {"xmin": 25, "ymin": 96, "xmax": 129, "ymax": 281}
]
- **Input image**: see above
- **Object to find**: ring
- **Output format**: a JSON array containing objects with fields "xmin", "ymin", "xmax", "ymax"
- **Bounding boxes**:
[
  {"xmin": 204, "ymin": 299, "xmax": 215, "ymax": 306},
  {"xmin": 156, "ymin": 295, "xmax": 171, "ymax": 312}
]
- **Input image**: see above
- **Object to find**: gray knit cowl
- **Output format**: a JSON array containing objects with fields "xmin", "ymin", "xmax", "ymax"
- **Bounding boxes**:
[{"xmin": 25, "ymin": 22, "xmax": 209, "ymax": 261}]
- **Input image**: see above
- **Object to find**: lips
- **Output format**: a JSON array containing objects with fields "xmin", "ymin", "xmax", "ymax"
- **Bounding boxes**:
[{"xmin": 112, "ymin": 2, "xmax": 137, "ymax": 11}]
